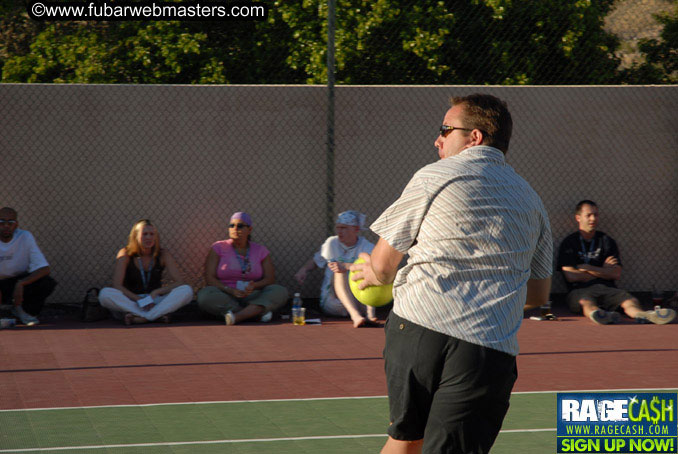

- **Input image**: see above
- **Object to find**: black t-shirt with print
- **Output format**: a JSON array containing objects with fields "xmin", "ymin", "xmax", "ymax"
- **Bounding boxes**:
[{"xmin": 557, "ymin": 231, "xmax": 621, "ymax": 290}]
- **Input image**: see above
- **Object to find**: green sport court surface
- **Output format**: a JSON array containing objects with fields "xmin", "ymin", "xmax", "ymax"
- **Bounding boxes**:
[{"xmin": 3, "ymin": 390, "xmax": 674, "ymax": 453}]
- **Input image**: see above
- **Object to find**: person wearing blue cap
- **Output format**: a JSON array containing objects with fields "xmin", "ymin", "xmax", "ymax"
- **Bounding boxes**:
[{"xmin": 294, "ymin": 210, "xmax": 380, "ymax": 328}]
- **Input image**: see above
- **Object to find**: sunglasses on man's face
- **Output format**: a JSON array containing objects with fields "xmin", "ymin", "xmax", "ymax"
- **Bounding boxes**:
[
  {"xmin": 229, "ymin": 223, "xmax": 249, "ymax": 230},
  {"xmin": 439, "ymin": 125, "xmax": 473, "ymax": 138},
  {"xmin": 0, "ymin": 219, "xmax": 17, "ymax": 226}
]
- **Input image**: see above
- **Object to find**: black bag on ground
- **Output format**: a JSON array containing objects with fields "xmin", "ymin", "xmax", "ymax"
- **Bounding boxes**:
[{"xmin": 80, "ymin": 287, "xmax": 109, "ymax": 322}]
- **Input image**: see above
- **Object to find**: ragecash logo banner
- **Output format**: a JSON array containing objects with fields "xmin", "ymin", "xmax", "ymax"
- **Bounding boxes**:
[{"xmin": 557, "ymin": 392, "xmax": 677, "ymax": 453}]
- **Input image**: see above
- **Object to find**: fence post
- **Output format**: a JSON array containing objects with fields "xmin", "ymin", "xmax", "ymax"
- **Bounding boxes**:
[{"xmin": 326, "ymin": 0, "xmax": 336, "ymax": 237}]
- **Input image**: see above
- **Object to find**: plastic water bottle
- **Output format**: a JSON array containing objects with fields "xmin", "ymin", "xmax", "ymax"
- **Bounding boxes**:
[
  {"xmin": 292, "ymin": 293, "xmax": 305, "ymax": 325},
  {"xmin": 292, "ymin": 293, "xmax": 302, "ymax": 310}
]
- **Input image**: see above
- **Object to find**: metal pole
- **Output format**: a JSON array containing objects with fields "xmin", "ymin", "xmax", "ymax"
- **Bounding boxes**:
[{"xmin": 326, "ymin": 0, "xmax": 336, "ymax": 238}]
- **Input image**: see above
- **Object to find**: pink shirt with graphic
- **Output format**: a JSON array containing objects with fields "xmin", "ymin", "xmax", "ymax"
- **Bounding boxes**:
[{"xmin": 212, "ymin": 239, "xmax": 269, "ymax": 288}]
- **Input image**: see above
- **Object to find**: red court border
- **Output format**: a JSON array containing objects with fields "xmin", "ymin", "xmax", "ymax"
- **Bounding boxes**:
[{"xmin": 1, "ymin": 309, "xmax": 677, "ymax": 410}]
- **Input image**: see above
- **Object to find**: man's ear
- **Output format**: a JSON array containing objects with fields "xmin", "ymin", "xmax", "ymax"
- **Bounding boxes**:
[{"xmin": 470, "ymin": 129, "xmax": 484, "ymax": 146}]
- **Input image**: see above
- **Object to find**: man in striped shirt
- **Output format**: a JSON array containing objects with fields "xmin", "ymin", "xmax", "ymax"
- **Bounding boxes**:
[{"xmin": 351, "ymin": 94, "xmax": 552, "ymax": 454}]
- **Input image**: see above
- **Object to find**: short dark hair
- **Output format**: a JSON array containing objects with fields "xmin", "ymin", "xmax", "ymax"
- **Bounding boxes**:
[
  {"xmin": 450, "ymin": 93, "xmax": 513, "ymax": 153},
  {"xmin": 0, "ymin": 207, "xmax": 17, "ymax": 218},
  {"xmin": 575, "ymin": 200, "xmax": 597, "ymax": 214}
]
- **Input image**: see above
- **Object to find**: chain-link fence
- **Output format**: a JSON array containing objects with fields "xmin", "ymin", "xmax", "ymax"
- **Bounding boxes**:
[
  {"xmin": 1, "ymin": 0, "xmax": 677, "ymax": 305},
  {"xmin": 334, "ymin": 86, "xmax": 678, "ymax": 296},
  {"xmin": 1, "ymin": 84, "xmax": 676, "ymax": 305}
]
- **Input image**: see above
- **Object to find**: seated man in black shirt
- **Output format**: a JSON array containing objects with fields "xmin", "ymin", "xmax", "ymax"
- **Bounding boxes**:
[{"xmin": 557, "ymin": 200, "xmax": 675, "ymax": 325}]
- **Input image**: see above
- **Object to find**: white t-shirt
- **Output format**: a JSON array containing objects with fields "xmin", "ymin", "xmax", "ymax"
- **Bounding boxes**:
[
  {"xmin": 0, "ymin": 229, "xmax": 50, "ymax": 279},
  {"xmin": 313, "ymin": 236, "xmax": 375, "ymax": 306}
]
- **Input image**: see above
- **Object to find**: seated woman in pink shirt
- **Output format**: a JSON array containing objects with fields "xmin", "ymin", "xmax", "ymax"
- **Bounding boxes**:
[{"xmin": 197, "ymin": 212, "xmax": 288, "ymax": 325}]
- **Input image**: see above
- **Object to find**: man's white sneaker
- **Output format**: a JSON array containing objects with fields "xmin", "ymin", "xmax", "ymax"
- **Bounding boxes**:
[
  {"xmin": 635, "ymin": 308, "xmax": 676, "ymax": 325},
  {"xmin": 12, "ymin": 306, "xmax": 40, "ymax": 326},
  {"xmin": 260, "ymin": 311, "xmax": 273, "ymax": 323}
]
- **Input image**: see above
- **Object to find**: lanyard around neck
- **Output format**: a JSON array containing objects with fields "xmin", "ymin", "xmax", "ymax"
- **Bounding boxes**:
[
  {"xmin": 234, "ymin": 246, "xmax": 251, "ymax": 275},
  {"xmin": 579, "ymin": 235, "xmax": 596, "ymax": 264},
  {"xmin": 137, "ymin": 257, "xmax": 154, "ymax": 291}
]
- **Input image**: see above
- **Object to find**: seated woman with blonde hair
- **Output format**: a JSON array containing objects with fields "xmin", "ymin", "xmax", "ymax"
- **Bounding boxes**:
[
  {"xmin": 197, "ymin": 212, "xmax": 288, "ymax": 325},
  {"xmin": 99, "ymin": 219, "xmax": 193, "ymax": 325}
]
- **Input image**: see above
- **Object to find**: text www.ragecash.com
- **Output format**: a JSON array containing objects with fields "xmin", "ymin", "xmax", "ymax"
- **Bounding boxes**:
[{"xmin": 27, "ymin": 1, "xmax": 268, "ymax": 21}]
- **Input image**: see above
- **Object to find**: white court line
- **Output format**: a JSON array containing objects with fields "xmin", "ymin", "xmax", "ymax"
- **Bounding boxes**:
[
  {"xmin": 0, "ymin": 429, "xmax": 557, "ymax": 452},
  {"xmin": 512, "ymin": 387, "xmax": 678, "ymax": 395},
  {"xmin": 0, "ymin": 395, "xmax": 386, "ymax": 413},
  {"xmin": 2, "ymin": 388, "xmax": 676, "ymax": 413}
]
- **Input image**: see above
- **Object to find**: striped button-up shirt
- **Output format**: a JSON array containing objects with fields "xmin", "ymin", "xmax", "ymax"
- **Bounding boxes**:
[{"xmin": 371, "ymin": 146, "xmax": 552, "ymax": 355}]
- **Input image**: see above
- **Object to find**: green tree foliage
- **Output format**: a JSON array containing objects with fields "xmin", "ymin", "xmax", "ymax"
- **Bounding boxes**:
[
  {"xmin": 2, "ymin": 21, "xmax": 223, "ymax": 83},
  {"xmin": 623, "ymin": 4, "xmax": 678, "ymax": 84},
  {"xmin": 480, "ymin": 0, "xmax": 621, "ymax": 84},
  {"xmin": 0, "ymin": 1, "xmax": 43, "ymax": 72},
  {"xmin": 1, "ymin": 5, "xmax": 303, "ymax": 83},
  {"xmin": 0, "ymin": 0, "xmax": 629, "ymax": 85},
  {"xmin": 2, "ymin": 20, "xmax": 291, "ymax": 83},
  {"xmin": 274, "ymin": 0, "xmax": 622, "ymax": 84}
]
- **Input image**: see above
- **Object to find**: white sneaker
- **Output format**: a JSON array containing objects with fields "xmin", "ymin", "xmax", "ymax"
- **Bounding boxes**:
[
  {"xmin": 260, "ymin": 311, "xmax": 273, "ymax": 323},
  {"xmin": 225, "ymin": 311, "xmax": 235, "ymax": 326},
  {"xmin": 635, "ymin": 308, "xmax": 676, "ymax": 325},
  {"xmin": 12, "ymin": 306, "xmax": 40, "ymax": 326}
]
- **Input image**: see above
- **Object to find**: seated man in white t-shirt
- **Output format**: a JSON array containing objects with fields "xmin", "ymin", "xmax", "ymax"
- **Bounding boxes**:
[
  {"xmin": 0, "ymin": 207, "xmax": 57, "ymax": 326},
  {"xmin": 294, "ymin": 211, "xmax": 379, "ymax": 328}
]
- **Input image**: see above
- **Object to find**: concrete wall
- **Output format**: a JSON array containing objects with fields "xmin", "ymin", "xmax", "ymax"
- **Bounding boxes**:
[{"xmin": 1, "ymin": 84, "xmax": 676, "ymax": 303}]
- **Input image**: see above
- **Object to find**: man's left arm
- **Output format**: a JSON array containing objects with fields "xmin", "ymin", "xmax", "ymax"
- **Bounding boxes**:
[
  {"xmin": 524, "ymin": 203, "xmax": 553, "ymax": 310},
  {"xmin": 524, "ymin": 276, "xmax": 552, "ymax": 310},
  {"xmin": 13, "ymin": 266, "xmax": 50, "ymax": 307}
]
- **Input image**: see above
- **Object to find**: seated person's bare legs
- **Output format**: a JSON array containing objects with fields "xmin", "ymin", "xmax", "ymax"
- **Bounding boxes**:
[
  {"xmin": 333, "ymin": 271, "xmax": 377, "ymax": 327},
  {"xmin": 620, "ymin": 297, "xmax": 643, "ymax": 318},
  {"xmin": 581, "ymin": 296, "xmax": 646, "ymax": 323},
  {"xmin": 577, "ymin": 298, "xmax": 599, "ymax": 318},
  {"xmin": 581, "ymin": 296, "xmax": 643, "ymax": 319}
]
